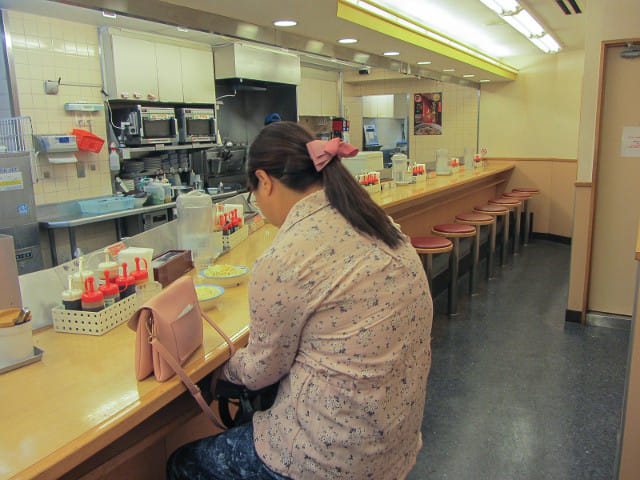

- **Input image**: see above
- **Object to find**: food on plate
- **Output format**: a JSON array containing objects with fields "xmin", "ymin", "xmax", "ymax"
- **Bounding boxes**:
[
  {"xmin": 203, "ymin": 264, "xmax": 247, "ymax": 278},
  {"xmin": 195, "ymin": 284, "xmax": 224, "ymax": 301}
]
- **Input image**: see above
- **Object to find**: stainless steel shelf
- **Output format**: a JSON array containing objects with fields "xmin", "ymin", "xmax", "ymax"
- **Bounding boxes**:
[{"xmin": 119, "ymin": 142, "xmax": 217, "ymax": 159}]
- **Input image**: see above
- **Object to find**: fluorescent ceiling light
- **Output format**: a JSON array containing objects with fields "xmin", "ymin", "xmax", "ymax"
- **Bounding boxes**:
[
  {"xmin": 417, "ymin": 61, "xmax": 431, "ymax": 65},
  {"xmin": 177, "ymin": 26, "xmax": 189, "ymax": 32},
  {"xmin": 479, "ymin": 79, "xmax": 491, "ymax": 82},
  {"xmin": 338, "ymin": 38, "xmax": 358, "ymax": 44},
  {"xmin": 478, "ymin": 0, "xmax": 560, "ymax": 53},
  {"xmin": 478, "ymin": 0, "xmax": 519, "ymax": 14},
  {"xmin": 273, "ymin": 20, "xmax": 297, "ymax": 27},
  {"xmin": 102, "ymin": 10, "xmax": 116, "ymax": 18},
  {"xmin": 383, "ymin": 51, "xmax": 400, "ymax": 56},
  {"xmin": 463, "ymin": 74, "xmax": 476, "ymax": 78},
  {"xmin": 443, "ymin": 68, "xmax": 455, "ymax": 72}
]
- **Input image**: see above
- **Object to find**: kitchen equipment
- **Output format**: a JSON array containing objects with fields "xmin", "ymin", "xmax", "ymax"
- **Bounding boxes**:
[
  {"xmin": 116, "ymin": 105, "xmax": 179, "ymax": 146},
  {"xmin": 177, "ymin": 190, "xmax": 214, "ymax": 268},
  {"xmin": 176, "ymin": 107, "xmax": 217, "ymax": 144},
  {"xmin": 33, "ymin": 134, "xmax": 78, "ymax": 163},
  {"xmin": 363, "ymin": 124, "xmax": 381, "ymax": 151},
  {"xmin": 0, "ymin": 120, "xmax": 44, "ymax": 274},
  {"xmin": 191, "ymin": 145, "xmax": 247, "ymax": 190},
  {"xmin": 342, "ymin": 151, "xmax": 383, "ymax": 177}
]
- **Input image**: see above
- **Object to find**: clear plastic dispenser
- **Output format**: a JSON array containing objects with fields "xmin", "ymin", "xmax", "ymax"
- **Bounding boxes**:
[
  {"xmin": 61, "ymin": 275, "xmax": 82, "ymax": 311},
  {"xmin": 177, "ymin": 190, "xmax": 214, "ymax": 269},
  {"xmin": 97, "ymin": 249, "xmax": 119, "ymax": 284}
]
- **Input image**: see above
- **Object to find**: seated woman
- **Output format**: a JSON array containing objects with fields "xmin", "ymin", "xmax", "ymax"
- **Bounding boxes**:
[{"xmin": 167, "ymin": 122, "xmax": 433, "ymax": 480}]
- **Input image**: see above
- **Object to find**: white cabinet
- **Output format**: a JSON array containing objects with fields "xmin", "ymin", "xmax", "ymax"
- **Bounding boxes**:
[
  {"xmin": 298, "ymin": 77, "xmax": 338, "ymax": 116},
  {"xmin": 362, "ymin": 95, "xmax": 394, "ymax": 118},
  {"xmin": 155, "ymin": 43, "xmax": 183, "ymax": 103},
  {"xmin": 180, "ymin": 47, "xmax": 216, "ymax": 104},
  {"xmin": 110, "ymin": 35, "xmax": 158, "ymax": 101},
  {"xmin": 108, "ymin": 33, "xmax": 215, "ymax": 104}
]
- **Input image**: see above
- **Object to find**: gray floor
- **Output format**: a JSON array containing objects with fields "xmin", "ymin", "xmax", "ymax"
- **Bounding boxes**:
[{"xmin": 408, "ymin": 240, "xmax": 630, "ymax": 480}]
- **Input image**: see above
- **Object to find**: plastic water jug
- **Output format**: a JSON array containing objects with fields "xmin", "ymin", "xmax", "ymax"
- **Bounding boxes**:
[
  {"xmin": 392, "ymin": 153, "xmax": 408, "ymax": 183},
  {"xmin": 177, "ymin": 191, "xmax": 214, "ymax": 267}
]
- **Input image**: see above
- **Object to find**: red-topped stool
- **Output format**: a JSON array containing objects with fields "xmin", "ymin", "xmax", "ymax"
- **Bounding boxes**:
[
  {"xmin": 473, "ymin": 204, "xmax": 510, "ymax": 269},
  {"xmin": 455, "ymin": 212, "xmax": 495, "ymax": 294},
  {"xmin": 411, "ymin": 236, "xmax": 453, "ymax": 295},
  {"xmin": 503, "ymin": 191, "xmax": 532, "ymax": 248},
  {"xmin": 513, "ymin": 187, "xmax": 540, "ymax": 245},
  {"xmin": 488, "ymin": 197, "xmax": 522, "ymax": 255},
  {"xmin": 432, "ymin": 223, "xmax": 476, "ymax": 315}
]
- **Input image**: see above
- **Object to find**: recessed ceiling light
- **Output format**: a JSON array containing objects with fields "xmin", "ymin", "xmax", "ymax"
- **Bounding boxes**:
[
  {"xmin": 102, "ymin": 10, "xmax": 116, "ymax": 18},
  {"xmin": 273, "ymin": 20, "xmax": 297, "ymax": 27},
  {"xmin": 383, "ymin": 51, "xmax": 400, "ymax": 56},
  {"xmin": 463, "ymin": 74, "xmax": 475, "ymax": 78},
  {"xmin": 443, "ymin": 68, "xmax": 455, "ymax": 72},
  {"xmin": 177, "ymin": 26, "xmax": 189, "ymax": 32},
  {"xmin": 479, "ymin": 79, "xmax": 491, "ymax": 83},
  {"xmin": 417, "ymin": 61, "xmax": 432, "ymax": 65},
  {"xmin": 338, "ymin": 38, "xmax": 358, "ymax": 44}
]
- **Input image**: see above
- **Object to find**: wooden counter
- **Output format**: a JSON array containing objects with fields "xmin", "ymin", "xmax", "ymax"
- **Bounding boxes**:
[
  {"xmin": 0, "ymin": 163, "xmax": 512, "ymax": 480},
  {"xmin": 371, "ymin": 163, "xmax": 514, "ymax": 237}
]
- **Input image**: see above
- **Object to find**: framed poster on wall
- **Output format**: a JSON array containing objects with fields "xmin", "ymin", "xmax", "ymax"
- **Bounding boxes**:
[{"xmin": 414, "ymin": 93, "xmax": 442, "ymax": 135}]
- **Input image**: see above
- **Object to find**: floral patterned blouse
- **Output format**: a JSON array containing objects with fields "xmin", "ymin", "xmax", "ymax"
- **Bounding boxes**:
[{"xmin": 222, "ymin": 189, "xmax": 433, "ymax": 480}]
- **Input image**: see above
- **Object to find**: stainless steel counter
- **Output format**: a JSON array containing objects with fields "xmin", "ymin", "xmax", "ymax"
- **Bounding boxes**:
[{"xmin": 37, "ymin": 191, "xmax": 241, "ymax": 265}]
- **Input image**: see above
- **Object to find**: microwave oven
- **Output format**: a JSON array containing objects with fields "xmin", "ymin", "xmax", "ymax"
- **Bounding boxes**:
[
  {"xmin": 176, "ymin": 108, "xmax": 217, "ymax": 144},
  {"xmin": 120, "ymin": 105, "xmax": 178, "ymax": 146}
]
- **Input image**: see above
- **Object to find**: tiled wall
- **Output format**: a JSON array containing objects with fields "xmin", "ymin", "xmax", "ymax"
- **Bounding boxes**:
[
  {"xmin": 344, "ymin": 75, "xmax": 479, "ymax": 165},
  {"xmin": 6, "ymin": 11, "xmax": 111, "ymax": 206}
]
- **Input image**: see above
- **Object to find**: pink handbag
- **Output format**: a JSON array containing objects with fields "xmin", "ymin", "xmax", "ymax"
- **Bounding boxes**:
[{"xmin": 128, "ymin": 275, "xmax": 235, "ymax": 428}]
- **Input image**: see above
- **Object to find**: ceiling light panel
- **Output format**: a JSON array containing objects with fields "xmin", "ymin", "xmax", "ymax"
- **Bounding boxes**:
[
  {"xmin": 338, "ymin": 38, "xmax": 358, "ymax": 44},
  {"xmin": 370, "ymin": 0, "xmax": 515, "ymax": 58},
  {"xmin": 273, "ymin": 20, "xmax": 297, "ymax": 27}
]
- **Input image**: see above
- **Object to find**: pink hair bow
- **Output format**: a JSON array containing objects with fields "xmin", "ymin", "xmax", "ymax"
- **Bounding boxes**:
[{"xmin": 306, "ymin": 137, "xmax": 359, "ymax": 172}]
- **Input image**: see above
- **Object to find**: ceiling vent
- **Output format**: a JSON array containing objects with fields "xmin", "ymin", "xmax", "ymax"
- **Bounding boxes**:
[{"xmin": 554, "ymin": 0, "xmax": 582, "ymax": 15}]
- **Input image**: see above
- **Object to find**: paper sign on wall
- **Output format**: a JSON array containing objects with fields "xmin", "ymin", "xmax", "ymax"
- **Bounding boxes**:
[{"xmin": 621, "ymin": 126, "xmax": 640, "ymax": 157}]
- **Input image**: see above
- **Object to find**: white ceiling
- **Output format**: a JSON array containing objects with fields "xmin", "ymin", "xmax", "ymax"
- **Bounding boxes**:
[{"xmin": 0, "ymin": 0, "xmax": 586, "ymax": 83}]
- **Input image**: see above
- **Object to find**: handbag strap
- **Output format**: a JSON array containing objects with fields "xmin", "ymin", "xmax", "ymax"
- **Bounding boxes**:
[
  {"xmin": 200, "ymin": 309, "xmax": 237, "ymax": 356},
  {"xmin": 152, "ymin": 337, "xmax": 226, "ymax": 430},
  {"xmin": 148, "ymin": 308, "xmax": 237, "ymax": 430}
]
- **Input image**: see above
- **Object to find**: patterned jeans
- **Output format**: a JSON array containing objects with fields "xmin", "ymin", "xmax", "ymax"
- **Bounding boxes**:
[{"xmin": 166, "ymin": 422, "xmax": 291, "ymax": 480}]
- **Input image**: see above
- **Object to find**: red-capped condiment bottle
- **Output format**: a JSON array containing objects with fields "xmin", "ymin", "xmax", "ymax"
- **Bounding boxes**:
[
  {"xmin": 132, "ymin": 257, "xmax": 149, "ymax": 286},
  {"xmin": 115, "ymin": 262, "xmax": 136, "ymax": 299},
  {"xmin": 99, "ymin": 271, "xmax": 120, "ymax": 307},
  {"xmin": 82, "ymin": 277, "xmax": 105, "ymax": 312}
]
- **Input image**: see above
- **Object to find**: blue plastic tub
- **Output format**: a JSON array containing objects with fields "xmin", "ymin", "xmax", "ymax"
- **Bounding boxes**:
[{"xmin": 78, "ymin": 197, "xmax": 134, "ymax": 216}]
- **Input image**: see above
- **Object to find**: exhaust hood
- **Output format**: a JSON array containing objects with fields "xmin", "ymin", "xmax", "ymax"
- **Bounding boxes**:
[{"xmin": 214, "ymin": 43, "xmax": 301, "ymax": 85}]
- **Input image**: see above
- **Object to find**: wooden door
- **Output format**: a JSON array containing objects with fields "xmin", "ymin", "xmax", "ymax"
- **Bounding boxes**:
[{"xmin": 589, "ymin": 45, "xmax": 640, "ymax": 316}]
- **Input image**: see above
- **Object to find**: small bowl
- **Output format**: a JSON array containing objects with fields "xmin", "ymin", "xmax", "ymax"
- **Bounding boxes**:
[
  {"xmin": 195, "ymin": 284, "xmax": 225, "ymax": 310},
  {"xmin": 200, "ymin": 265, "xmax": 249, "ymax": 287},
  {"xmin": 133, "ymin": 194, "xmax": 148, "ymax": 208}
]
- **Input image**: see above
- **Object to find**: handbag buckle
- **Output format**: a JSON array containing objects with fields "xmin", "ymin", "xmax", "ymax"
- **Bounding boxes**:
[{"xmin": 145, "ymin": 316, "xmax": 157, "ymax": 343}]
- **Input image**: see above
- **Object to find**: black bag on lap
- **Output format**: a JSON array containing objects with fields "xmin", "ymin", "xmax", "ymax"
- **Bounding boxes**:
[{"xmin": 214, "ymin": 380, "xmax": 279, "ymax": 429}]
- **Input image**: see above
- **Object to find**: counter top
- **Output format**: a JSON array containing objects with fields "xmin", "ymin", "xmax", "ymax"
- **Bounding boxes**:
[
  {"xmin": 37, "ymin": 202, "xmax": 177, "ymax": 228},
  {"xmin": 1, "ymin": 163, "xmax": 513, "ymax": 479},
  {"xmin": 0, "ymin": 226, "xmax": 277, "ymax": 480}
]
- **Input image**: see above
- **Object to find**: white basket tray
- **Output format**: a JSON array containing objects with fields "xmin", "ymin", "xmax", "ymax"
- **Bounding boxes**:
[
  {"xmin": 52, "ymin": 293, "xmax": 138, "ymax": 336},
  {"xmin": 223, "ymin": 226, "xmax": 249, "ymax": 250}
]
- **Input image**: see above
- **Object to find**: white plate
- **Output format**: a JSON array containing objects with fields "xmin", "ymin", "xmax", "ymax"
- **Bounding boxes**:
[
  {"xmin": 200, "ymin": 265, "xmax": 250, "ymax": 287},
  {"xmin": 195, "ymin": 284, "xmax": 225, "ymax": 309}
]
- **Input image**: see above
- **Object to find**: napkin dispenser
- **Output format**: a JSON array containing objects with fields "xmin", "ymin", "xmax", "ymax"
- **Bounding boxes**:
[{"xmin": 34, "ymin": 134, "xmax": 78, "ymax": 164}]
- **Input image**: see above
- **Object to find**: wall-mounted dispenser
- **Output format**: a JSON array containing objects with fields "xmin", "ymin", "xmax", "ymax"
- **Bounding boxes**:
[{"xmin": 34, "ymin": 135, "xmax": 78, "ymax": 164}]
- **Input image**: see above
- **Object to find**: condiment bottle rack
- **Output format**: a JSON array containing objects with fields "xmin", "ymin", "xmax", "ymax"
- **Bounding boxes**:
[{"xmin": 51, "ymin": 293, "xmax": 138, "ymax": 336}]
